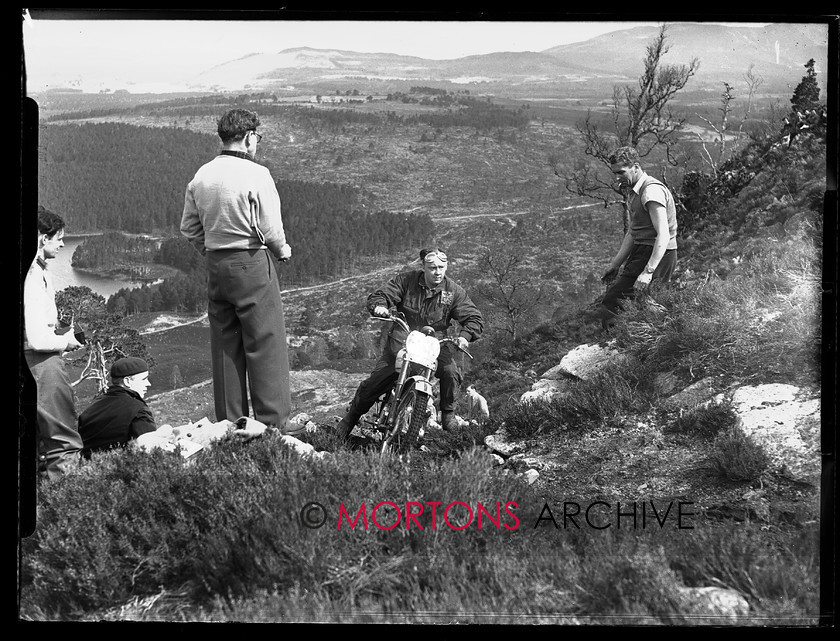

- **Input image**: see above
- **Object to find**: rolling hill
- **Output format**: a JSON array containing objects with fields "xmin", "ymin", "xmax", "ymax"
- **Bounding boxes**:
[
  {"xmin": 18, "ymin": 15, "xmax": 832, "ymax": 624},
  {"xmin": 177, "ymin": 22, "xmax": 830, "ymax": 98}
]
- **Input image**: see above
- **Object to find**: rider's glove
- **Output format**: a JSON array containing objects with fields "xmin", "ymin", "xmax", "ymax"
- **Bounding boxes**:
[
  {"xmin": 373, "ymin": 306, "xmax": 390, "ymax": 318},
  {"xmin": 455, "ymin": 336, "xmax": 469, "ymax": 351}
]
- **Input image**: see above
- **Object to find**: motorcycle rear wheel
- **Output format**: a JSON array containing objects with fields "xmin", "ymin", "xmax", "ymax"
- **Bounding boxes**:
[{"xmin": 381, "ymin": 386, "xmax": 429, "ymax": 456}]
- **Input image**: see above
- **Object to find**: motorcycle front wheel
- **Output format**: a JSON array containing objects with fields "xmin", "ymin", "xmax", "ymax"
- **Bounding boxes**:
[{"xmin": 381, "ymin": 384, "xmax": 429, "ymax": 456}]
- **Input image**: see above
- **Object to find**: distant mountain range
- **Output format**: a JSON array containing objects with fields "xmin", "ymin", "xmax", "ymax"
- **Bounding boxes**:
[
  {"xmin": 31, "ymin": 21, "xmax": 830, "ymax": 99},
  {"xmin": 180, "ymin": 22, "xmax": 830, "ymax": 98}
]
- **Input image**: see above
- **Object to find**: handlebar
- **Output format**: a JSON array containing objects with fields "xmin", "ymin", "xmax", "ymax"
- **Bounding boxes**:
[
  {"xmin": 371, "ymin": 312, "xmax": 411, "ymax": 333},
  {"xmin": 440, "ymin": 337, "xmax": 474, "ymax": 359},
  {"xmin": 370, "ymin": 314, "xmax": 473, "ymax": 359}
]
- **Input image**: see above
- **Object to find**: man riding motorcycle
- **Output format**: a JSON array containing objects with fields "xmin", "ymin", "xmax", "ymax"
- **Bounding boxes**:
[{"xmin": 336, "ymin": 248, "xmax": 484, "ymax": 438}]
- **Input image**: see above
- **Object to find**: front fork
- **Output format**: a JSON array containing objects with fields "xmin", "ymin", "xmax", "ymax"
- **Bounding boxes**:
[
  {"xmin": 410, "ymin": 370, "xmax": 434, "ymax": 397},
  {"xmin": 400, "ymin": 366, "xmax": 434, "ymax": 422},
  {"xmin": 382, "ymin": 361, "xmax": 411, "ymax": 426},
  {"xmin": 381, "ymin": 363, "xmax": 434, "ymax": 430}
]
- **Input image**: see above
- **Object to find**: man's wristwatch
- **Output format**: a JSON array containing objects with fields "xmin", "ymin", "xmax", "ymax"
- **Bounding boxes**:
[{"xmin": 644, "ymin": 265, "xmax": 656, "ymax": 274}]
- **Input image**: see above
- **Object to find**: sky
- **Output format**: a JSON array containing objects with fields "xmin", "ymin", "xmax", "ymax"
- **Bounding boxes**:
[{"xmin": 21, "ymin": 9, "xmax": 773, "ymax": 93}]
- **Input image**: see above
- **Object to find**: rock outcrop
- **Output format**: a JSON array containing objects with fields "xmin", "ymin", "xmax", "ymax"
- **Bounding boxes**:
[
  {"xmin": 487, "ymin": 341, "xmax": 821, "ymax": 489},
  {"xmin": 676, "ymin": 586, "xmax": 751, "ymax": 624},
  {"xmin": 725, "ymin": 384, "xmax": 821, "ymax": 482},
  {"xmin": 520, "ymin": 342, "xmax": 624, "ymax": 402}
]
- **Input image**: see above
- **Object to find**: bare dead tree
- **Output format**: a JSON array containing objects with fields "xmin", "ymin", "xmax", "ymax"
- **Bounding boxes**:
[
  {"xmin": 477, "ymin": 246, "xmax": 548, "ymax": 343},
  {"xmin": 618, "ymin": 28, "xmax": 700, "ymax": 159},
  {"xmin": 695, "ymin": 82, "xmax": 735, "ymax": 177},
  {"xmin": 72, "ymin": 340, "xmax": 111, "ymax": 394},
  {"xmin": 560, "ymin": 24, "xmax": 699, "ymax": 233},
  {"xmin": 738, "ymin": 64, "xmax": 764, "ymax": 142},
  {"xmin": 695, "ymin": 65, "xmax": 765, "ymax": 175}
]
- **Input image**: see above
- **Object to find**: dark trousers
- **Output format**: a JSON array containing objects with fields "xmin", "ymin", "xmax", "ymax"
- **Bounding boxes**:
[
  {"xmin": 206, "ymin": 249, "xmax": 291, "ymax": 429},
  {"xmin": 24, "ymin": 350, "xmax": 83, "ymax": 481},
  {"xmin": 347, "ymin": 342, "xmax": 463, "ymax": 420},
  {"xmin": 600, "ymin": 244, "xmax": 677, "ymax": 326}
]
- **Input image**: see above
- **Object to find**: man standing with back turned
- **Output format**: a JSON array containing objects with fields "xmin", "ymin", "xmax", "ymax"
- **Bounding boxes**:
[
  {"xmin": 181, "ymin": 108, "xmax": 299, "ymax": 433},
  {"xmin": 598, "ymin": 146, "xmax": 678, "ymax": 329}
]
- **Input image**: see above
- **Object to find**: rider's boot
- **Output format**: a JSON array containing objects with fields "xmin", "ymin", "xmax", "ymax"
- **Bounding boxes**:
[
  {"xmin": 441, "ymin": 411, "xmax": 459, "ymax": 432},
  {"xmin": 336, "ymin": 410, "xmax": 361, "ymax": 442}
]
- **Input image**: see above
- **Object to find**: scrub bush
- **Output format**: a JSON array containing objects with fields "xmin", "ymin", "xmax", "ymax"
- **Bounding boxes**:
[
  {"xmin": 664, "ymin": 402, "xmax": 739, "ymax": 440},
  {"xmin": 708, "ymin": 426, "xmax": 771, "ymax": 483}
]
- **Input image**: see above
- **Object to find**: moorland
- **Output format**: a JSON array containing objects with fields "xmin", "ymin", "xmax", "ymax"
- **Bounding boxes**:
[{"xmin": 19, "ymin": 24, "xmax": 833, "ymax": 624}]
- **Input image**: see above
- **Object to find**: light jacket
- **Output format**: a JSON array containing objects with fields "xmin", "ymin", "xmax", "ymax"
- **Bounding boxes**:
[
  {"xmin": 23, "ymin": 257, "xmax": 73, "ymax": 353},
  {"xmin": 181, "ymin": 153, "xmax": 289, "ymax": 261}
]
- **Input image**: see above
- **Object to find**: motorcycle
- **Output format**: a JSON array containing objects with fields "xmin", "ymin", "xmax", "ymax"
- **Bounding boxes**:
[{"xmin": 349, "ymin": 311, "xmax": 472, "ymax": 456}]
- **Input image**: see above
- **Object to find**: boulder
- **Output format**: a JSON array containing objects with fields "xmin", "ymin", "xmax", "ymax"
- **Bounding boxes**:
[
  {"xmin": 676, "ymin": 586, "xmax": 750, "ymax": 624},
  {"xmin": 484, "ymin": 427, "xmax": 525, "ymax": 457},
  {"xmin": 508, "ymin": 453, "xmax": 544, "ymax": 472},
  {"xmin": 489, "ymin": 453, "xmax": 505, "ymax": 466},
  {"xmin": 518, "ymin": 341, "xmax": 626, "ymax": 402},
  {"xmin": 729, "ymin": 384, "xmax": 820, "ymax": 482},
  {"xmin": 520, "ymin": 378, "xmax": 571, "ymax": 403},
  {"xmin": 521, "ymin": 469, "xmax": 540, "ymax": 485},
  {"xmin": 550, "ymin": 342, "xmax": 625, "ymax": 381},
  {"xmin": 663, "ymin": 377, "xmax": 718, "ymax": 411},
  {"xmin": 731, "ymin": 383, "xmax": 797, "ymax": 410}
]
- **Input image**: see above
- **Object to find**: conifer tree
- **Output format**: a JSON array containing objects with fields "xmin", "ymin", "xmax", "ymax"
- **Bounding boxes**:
[{"xmin": 790, "ymin": 59, "xmax": 820, "ymax": 113}]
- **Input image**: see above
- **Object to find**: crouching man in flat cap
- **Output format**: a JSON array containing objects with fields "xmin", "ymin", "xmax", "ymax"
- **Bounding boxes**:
[
  {"xmin": 78, "ymin": 357, "xmax": 158, "ymax": 457},
  {"xmin": 336, "ymin": 248, "xmax": 484, "ymax": 440}
]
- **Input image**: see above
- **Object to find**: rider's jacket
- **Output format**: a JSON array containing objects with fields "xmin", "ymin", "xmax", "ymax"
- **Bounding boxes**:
[{"xmin": 366, "ymin": 269, "xmax": 484, "ymax": 348}]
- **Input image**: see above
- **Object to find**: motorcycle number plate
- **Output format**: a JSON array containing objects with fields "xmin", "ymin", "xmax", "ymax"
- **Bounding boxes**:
[{"xmin": 405, "ymin": 331, "xmax": 440, "ymax": 369}]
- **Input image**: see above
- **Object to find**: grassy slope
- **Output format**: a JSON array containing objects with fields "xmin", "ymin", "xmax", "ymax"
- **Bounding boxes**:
[{"xmin": 25, "ymin": 98, "xmax": 827, "ymax": 624}]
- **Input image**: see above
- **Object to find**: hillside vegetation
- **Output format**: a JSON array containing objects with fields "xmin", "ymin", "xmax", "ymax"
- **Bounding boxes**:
[{"xmin": 20, "ymin": 63, "xmax": 831, "ymax": 624}]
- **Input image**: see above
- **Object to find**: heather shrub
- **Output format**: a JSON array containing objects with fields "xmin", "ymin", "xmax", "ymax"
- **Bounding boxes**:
[
  {"xmin": 576, "ymin": 547, "xmax": 686, "ymax": 624},
  {"xmin": 499, "ymin": 397, "xmax": 567, "ymax": 438},
  {"xmin": 421, "ymin": 418, "xmax": 497, "ymax": 455},
  {"xmin": 668, "ymin": 520, "xmax": 820, "ymax": 622},
  {"xmin": 499, "ymin": 369, "xmax": 649, "ymax": 439},
  {"xmin": 21, "ymin": 435, "xmax": 819, "ymax": 623},
  {"xmin": 612, "ymin": 280, "xmax": 762, "ymax": 380},
  {"xmin": 610, "ymin": 230, "xmax": 820, "ymax": 387},
  {"xmin": 708, "ymin": 425, "xmax": 771, "ymax": 483},
  {"xmin": 557, "ymin": 371, "xmax": 650, "ymax": 426},
  {"xmin": 20, "ymin": 439, "xmax": 545, "ymax": 619},
  {"xmin": 664, "ymin": 402, "xmax": 739, "ymax": 440}
]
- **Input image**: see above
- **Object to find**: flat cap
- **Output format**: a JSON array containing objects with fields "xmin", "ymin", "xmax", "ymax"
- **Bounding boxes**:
[{"xmin": 111, "ymin": 357, "xmax": 149, "ymax": 379}]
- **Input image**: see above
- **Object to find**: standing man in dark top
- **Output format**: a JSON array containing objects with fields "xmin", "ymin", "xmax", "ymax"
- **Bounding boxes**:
[
  {"xmin": 336, "ymin": 248, "xmax": 484, "ymax": 438},
  {"xmin": 78, "ymin": 357, "xmax": 157, "ymax": 455},
  {"xmin": 598, "ymin": 146, "xmax": 678, "ymax": 329},
  {"xmin": 180, "ymin": 108, "xmax": 299, "ymax": 433}
]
